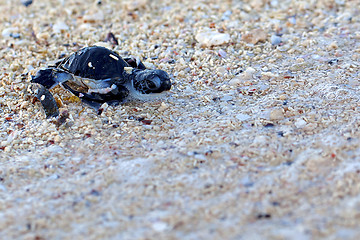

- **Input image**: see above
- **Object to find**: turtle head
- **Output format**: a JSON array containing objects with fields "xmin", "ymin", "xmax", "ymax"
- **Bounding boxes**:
[{"xmin": 133, "ymin": 69, "xmax": 171, "ymax": 94}]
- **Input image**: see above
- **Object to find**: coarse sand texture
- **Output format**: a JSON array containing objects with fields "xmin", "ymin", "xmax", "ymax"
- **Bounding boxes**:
[{"xmin": 1, "ymin": 0, "xmax": 360, "ymax": 239}]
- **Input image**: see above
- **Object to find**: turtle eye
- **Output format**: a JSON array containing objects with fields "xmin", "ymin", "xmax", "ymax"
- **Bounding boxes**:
[{"xmin": 146, "ymin": 76, "xmax": 161, "ymax": 90}]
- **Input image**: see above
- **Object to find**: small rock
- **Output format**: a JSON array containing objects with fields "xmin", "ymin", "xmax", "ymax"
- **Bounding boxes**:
[
  {"xmin": 242, "ymin": 29, "xmax": 267, "ymax": 44},
  {"xmin": 143, "ymin": 62, "xmax": 156, "ymax": 69},
  {"xmin": 270, "ymin": 109, "xmax": 284, "ymax": 120},
  {"xmin": 222, "ymin": 10, "xmax": 232, "ymax": 20},
  {"xmin": 243, "ymin": 67, "xmax": 256, "ymax": 79},
  {"xmin": 195, "ymin": 30, "xmax": 230, "ymax": 46},
  {"xmin": 37, "ymin": 32, "xmax": 50, "ymax": 41},
  {"xmin": 220, "ymin": 94, "xmax": 233, "ymax": 101},
  {"xmin": 43, "ymin": 145, "xmax": 64, "ymax": 154},
  {"xmin": 53, "ymin": 21, "xmax": 69, "ymax": 33},
  {"xmin": 83, "ymin": 11, "xmax": 104, "ymax": 23},
  {"xmin": 328, "ymin": 59, "xmax": 339, "ymax": 65},
  {"xmin": 327, "ymin": 41, "xmax": 338, "ymax": 50},
  {"xmin": 99, "ymin": 102, "xmax": 109, "ymax": 114},
  {"xmin": 296, "ymin": 58, "xmax": 305, "ymax": 63},
  {"xmin": 294, "ymin": 118, "xmax": 307, "ymax": 128},
  {"xmin": 2, "ymin": 27, "xmax": 19, "ymax": 38},
  {"xmin": 312, "ymin": 54, "xmax": 321, "ymax": 60},
  {"xmin": 152, "ymin": 221, "xmax": 168, "ymax": 232},
  {"xmin": 335, "ymin": 0, "xmax": 345, "ymax": 5},
  {"xmin": 229, "ymin": 77, "xmax": 242, "ymax": 86},
  {"xmin": 270, "ymin": 0, "xmax": 278, "ymax": 7},
  {"xmin": 183, "ymin": 86, "xmax": 195, "ymax": 94},
  {"xmin": 158, "ymin": 102, "xmax": 169, "ymax": 111},
  {"xmin": 217, "ymin": 66, "xmax": 226, "ymax": 74},
  {"xmin": 236, "ymin": 113, "xmax": 251, "ymax": 121},
  {"xmin": 10, "ymin": 33, "xmax": 21, "ymax": 39},
  {"xmin": 252, "ymin": 135, "xmax": 269, "ymax": 145},
  {"xmin": 279, "ymin": 95, "xmax": 287, "ymax": 100},
  {"xmin": 124, "ymin": 0, "xmax": 148, "ymax": 11},
  {"xmin": 218, "ymin": 49, "xmax": 227, "ymax": 58},
  {"xmin": 21, "ymin": 0, "xmax": 32, "ymax": 7},
  {"xmin": 231, "ymin": 67, "xmax": 255, "ymax": 85},
  {"xmin": 270, "ymin": 35, "xmax": 282, "ymax": 45},
  {"xmin": 250, "ymin": 0, "xmax": 265, "ymax": 9},
  {"xmin": 261, "ymin": 71, "xmax": 278, "ymax": 80},
  {"xmin": 288, "ymin": 16, "xmax": 296, "ymax": 25}
]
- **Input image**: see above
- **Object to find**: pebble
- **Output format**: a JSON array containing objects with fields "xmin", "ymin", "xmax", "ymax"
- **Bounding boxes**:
[
  {"xmin": 294, "ymin": 118, "xmax": 307, "ymax": 128},
  {"xmin": 327, "ymin": 41, "xmax": 339, "ymax": 50},
  {"xmin": 270, "ymin": 35, "xmax": 282, "ymax": 45},
  {"xmin": 83, "ymin": 11, "xmax": 104, "ymax": 23},
  {"xmin": 261, "ymin": 71, "xmax": 278, "ymax": 80},
  {"xmin": 37, "ymin": 32, "xmax": 50, "ymax": 41},
  {"xmin": 195, "ymin": 30, "xmax": 230, "ymax": 46},
  {"xmin": 236, "ymin": 113, "xmax": 251, "ymax": 121},
  {"xmin": 242, "ymin": 67, "xmax": 256, "ymax": 80},
  {"xmin": 217, "ymin": 66, "xmax": 226, "ymax": 74},
  {"xmin": 220, "ymin": 94, "xmax": 233, "ymax": 101},
  {"xmin": 143, "ymin": 62, "xmax": 156, "ymax": 69},
  {"xmin": 242, "ymin": 29, "xmax": 267, "ymax": 44},
  {"xmin": 222, "ymin": 10, "xmax": 232, "ymax": 21},
  {"xmin": 2, "ymin": 27, "xmax": 19, "ymax": 38},
  {"xmin": 53, "ymin": 21, "xmax": 69, "ymax": 33},
  {"xmin": 288, "ymin": 16, "xmax": 296, "ymax": 25},
  {"xmin": 21, "ymin": 0, "xmax": 32, "ymax": 7},
  {"xmin": 252, "ymin": 135, "xmax": 269, "ymax": 146},
  {"xmin": 158, "ymin": 102, "xmax": 169, "ymax": 112},
  {"xmin": 269, "ymin": 0, "xmax": 278, "ymax": 6},
  {"xmin": 270, "ymin": 109, "xmax": 284, "ymax": 120},
  {"xmin": 43, "ymin": 145, "xmax": 64, "ymax": 154},
  {"xmin": 152, "ymin": 221, "xmax": 168, "ymax": 232},
  {"xmin": 312, "ymin": 54, "xmax": 321, "ymax": 60},
  {"xmin": 124, "ymin": 0, "xmax": 148, "ymax": 11},
  {"xmin": 218, "ymin": 49, "xmax": 227, "ymax": 58},
  {"xmin": 183, "ymin": 86, "xmax": 195, "ymax": 94},
  {"xmin": 229, "ymin": 77, "xmax": 242, "ymax": 86}
]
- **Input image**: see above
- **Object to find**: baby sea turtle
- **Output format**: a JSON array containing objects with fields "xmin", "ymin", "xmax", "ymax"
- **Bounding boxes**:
[{"xmin": 30, "ymin": 46, "xmax": 172, "ymax": 117}]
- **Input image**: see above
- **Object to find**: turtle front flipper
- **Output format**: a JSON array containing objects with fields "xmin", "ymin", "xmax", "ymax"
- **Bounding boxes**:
[
  {"xmin": 30, "ymin": 68, "xmax": 73, "ymax": 117},
  {"xmin": 28, "ymin": 83, "xmax": 59, "ymax": 118},
  {"xmin": 31, "ymin": 68, "xmax": 73, "ymax": 89}
]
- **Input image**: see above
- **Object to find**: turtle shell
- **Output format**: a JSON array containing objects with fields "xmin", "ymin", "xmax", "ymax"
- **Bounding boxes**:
[{"xmin": 57, "ymin": 46, "xmax": 129, "ymax": 81}]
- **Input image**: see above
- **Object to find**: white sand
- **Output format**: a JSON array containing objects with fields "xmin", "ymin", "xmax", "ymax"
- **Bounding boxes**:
[{"xmin": 1, "ymin": 0, "xmax": 360, "ymax": 239}]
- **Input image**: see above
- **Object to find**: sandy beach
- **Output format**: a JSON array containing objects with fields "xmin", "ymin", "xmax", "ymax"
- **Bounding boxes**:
[{"xmin": 1, "ymin": 0, "xmax": 360, "ymax": 239}]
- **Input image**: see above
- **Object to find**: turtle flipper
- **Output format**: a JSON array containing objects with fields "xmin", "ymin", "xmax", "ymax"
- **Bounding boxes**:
[
  {"xmin": 30, "ymin": 68, "xmax": 73, "ymax": 117},
  {"xmin": 28, "ymin": 83, "xmax": 59, "ymax": 118},
  {"xmin": 31, "ymin": 68, "xmax": 73, "ymax": 89},
  {"xmin": 123, "ymin": 57, "xmax": 147, "ymax": 70}
]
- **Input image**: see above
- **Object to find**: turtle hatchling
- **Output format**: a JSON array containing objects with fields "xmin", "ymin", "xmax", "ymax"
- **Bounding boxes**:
[{"xmin": 30, "ymin": 46, "xmax": 172, "ymax": 117}]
